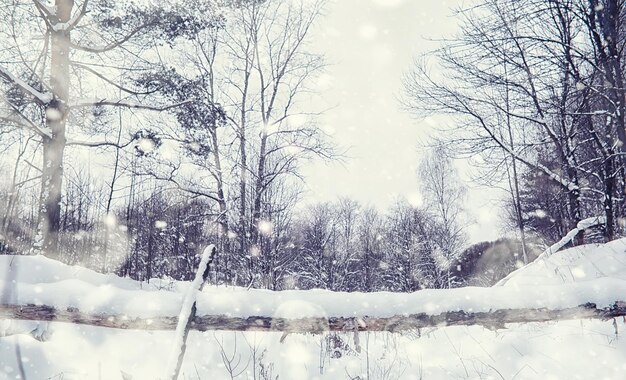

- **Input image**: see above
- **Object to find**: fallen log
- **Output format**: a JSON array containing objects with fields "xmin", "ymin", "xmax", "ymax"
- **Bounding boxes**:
[{"xmin": 1, "ymin": 301, "xmax": 625, "ymax": 333}]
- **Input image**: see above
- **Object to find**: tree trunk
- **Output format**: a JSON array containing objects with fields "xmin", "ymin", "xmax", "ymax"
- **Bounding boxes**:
[
  {"xmin": 102, "ymin": 97, "xmax": 124, "ymax": 272},
  {"xmin": 604, "ymin": 155, "xmax": 615, "ymax": 240},
  {"xmin": 252, "ymin": 133, "xmax": 268, "ymax": 245},
  {"xmin": 36, "ymin": 0, "xmax": 73, "ymax": 258}
]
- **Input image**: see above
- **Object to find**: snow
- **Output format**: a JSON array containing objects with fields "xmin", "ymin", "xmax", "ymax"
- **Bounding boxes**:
[
  {"xmin": 2, "ymin": 239, "xmax": 626, "ymax": 378},
  {"xmin": 2, "ymin": 318, "xmax": 625, "ymax": 379},
  {"xmin": 496, "ymin": 216, "xmax": 609, "ymax": 286},
  {"xmin": 257, "ymin": 220, "xmax": 273, "ymax": 236},
  {"xmin": 537, "ymin": 162, "xmax": 580, "ymax": 192},
  {"xmin": 2, "ymin": 242, "xmax": 626, "ymax": 319}
]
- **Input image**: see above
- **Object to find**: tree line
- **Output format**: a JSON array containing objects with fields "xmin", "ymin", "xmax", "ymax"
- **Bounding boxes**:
[{"xmin": 0, "ymin": 134, "xmax": 535, "ymax": 290}]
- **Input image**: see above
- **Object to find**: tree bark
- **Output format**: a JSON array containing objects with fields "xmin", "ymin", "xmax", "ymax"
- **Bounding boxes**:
[
  {"xmin": 1, "ymin": 301, "xmax": 624, "ymax": 333},
  {"xmin": 36, "ymin": 0, "xmax": 73, "ymax": 258}
]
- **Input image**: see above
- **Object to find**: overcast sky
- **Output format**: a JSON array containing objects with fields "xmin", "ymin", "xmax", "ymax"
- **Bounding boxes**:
[{"xmin": 299, "ymin": 0, "xmax": 502, "ymax": 243}]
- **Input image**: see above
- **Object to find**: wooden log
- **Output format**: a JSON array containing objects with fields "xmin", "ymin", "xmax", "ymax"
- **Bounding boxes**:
[{"xmin": 1, "ymin": 301, "xmax": 625, "ymax": 334}]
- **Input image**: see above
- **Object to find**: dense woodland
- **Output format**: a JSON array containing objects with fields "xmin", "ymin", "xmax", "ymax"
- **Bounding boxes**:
[{"xmin": 0, "ymin": 0, "xmax": 625, "ymax": 292}]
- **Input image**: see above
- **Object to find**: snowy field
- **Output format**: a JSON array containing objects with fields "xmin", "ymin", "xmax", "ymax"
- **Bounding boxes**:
[
  {"xmin": 1, "ymin": 239, "xmax": 626, "ymax": 379},
  {"xmin": 2, "ymin": 318, "xmax": 625, "ymax": 379}
]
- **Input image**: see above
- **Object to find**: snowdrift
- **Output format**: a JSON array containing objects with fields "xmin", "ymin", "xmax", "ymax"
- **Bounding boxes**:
[
  {"xmin": 1, "ymin": 239, "xmax": 626, "ymax": 379},
  {"xmin": 1, "ymin": 239, "xmax": 626, "ymax": 320}
]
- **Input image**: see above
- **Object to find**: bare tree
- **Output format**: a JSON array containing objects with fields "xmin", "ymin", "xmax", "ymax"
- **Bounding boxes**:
[
  {"xmin": 404, "ymin": 0, "xmax": 625, "ymax": 243},
  {"xmin": 418, "ymin": 145, "xmax": 467, "ymax": 287}
]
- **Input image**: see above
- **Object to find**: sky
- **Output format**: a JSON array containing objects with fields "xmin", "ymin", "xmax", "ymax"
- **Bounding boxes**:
[{"xmin": 299, "ymin": 0, "xmax": 503, "ymax": 243}]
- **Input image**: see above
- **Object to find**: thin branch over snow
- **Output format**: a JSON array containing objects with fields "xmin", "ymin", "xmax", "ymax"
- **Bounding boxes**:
[
  {"xmin": 166, "ymin": 245, "xmax": 216, "ymax": 380},
  {"xmin": 495, "ymin": 216, "xmax": 606, "ymax": 286},
  {"xmin": 0, "ymin": 65, "xmax": 53, "ymax": 104}
]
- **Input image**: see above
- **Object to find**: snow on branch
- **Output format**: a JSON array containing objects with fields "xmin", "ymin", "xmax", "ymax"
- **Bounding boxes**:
[
  {"xmin": 0, "ymin": 66, "xmax": 53, "ymax": 104},
  {"xmin": 50, "ymin": 0, "xmax": 89, "ymax": 31},
  {"xmin": 536, "ymin": 163, "xmax": 580, "ymax": 192}
]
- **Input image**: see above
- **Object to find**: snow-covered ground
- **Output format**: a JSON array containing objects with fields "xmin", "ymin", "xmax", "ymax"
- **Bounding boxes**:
[
  {"xmin": 2, "ymin": 318, "xmax": 625, "ymax": 379},
  {"xmin": 1, "ymin": 239, "xmax": 626, "ymax": 379}
]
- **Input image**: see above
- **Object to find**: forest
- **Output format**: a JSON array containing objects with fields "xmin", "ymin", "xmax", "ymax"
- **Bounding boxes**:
[
  {"xmin": 1, "ymin": 0, "xmax": 624, "ymax": 293},
  {"xmin": 3, "ymin": 0, "xmax": 626, "ymax": 379}
]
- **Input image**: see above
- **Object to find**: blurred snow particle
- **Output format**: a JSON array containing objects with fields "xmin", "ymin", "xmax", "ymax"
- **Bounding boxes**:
[
  {"xmin": 283, "ymin": 274, "xmax": 297, "ymax": 289},
  {"xmin": 159, "ymin": 145, "xmax": 175, "ymax": 160},
  {"xmin": 188, "ymin": 142, "xmax": 201, "ymax": 152},
  {"xmin": 104, "ymin": 213, "xmax": 117, "ymax": 227},
  {"xmin": 250, "ymin": 245, "xmax": 262, "ymax": 257},
  {"xmin": 227, "ymin": 231, "xmax": 237, "ymax": 239},
  {"xmin": 258, "ymin": 220, "xmax": 273, "ymax": 236},
  {"xmin": 45, "ymin": 108, "xmax": 63, "ymax": 121},
  {"xmin": 262, "ymin": 122, "xmax": 279, "ymax": 134},
  {"xmin": 406, "ymin": 192, "xmax": 423, "ymax": 208},
  {"xmin": 137, "ymin": 138, "xmax": 156, "ymax": 154},
  {"xmin": 571, "ymin": 267, "xmax": 586, "ymax": 279},
  {"xmin": 154, "ymin": 220, "xmax": 167, "ymax": 229}
]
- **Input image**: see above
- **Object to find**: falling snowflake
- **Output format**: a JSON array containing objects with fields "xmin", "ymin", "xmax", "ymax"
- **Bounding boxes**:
[
  {"xmin": 258, "ymin": 220, "xmax": 274, "ymax": 236},
  {"xmin": 104, "ymin": 214, "xmax": 117, "ymax": 227},
  {"xmin": 137, "ymin": 138, "xmax": 156, "ymax": 154}
]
